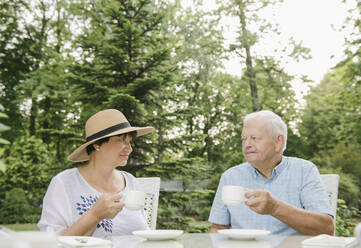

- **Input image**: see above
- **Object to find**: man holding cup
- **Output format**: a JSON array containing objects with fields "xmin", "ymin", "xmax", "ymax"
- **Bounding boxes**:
[{"xmin": 209, "ymin": 110, "xmax": 334, "ymax": 235}]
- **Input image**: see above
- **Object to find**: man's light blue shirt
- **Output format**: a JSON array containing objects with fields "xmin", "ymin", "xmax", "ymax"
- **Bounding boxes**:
[{"xmin": 208, "ymin": 156, "xmax": 332, "ymax": 235}]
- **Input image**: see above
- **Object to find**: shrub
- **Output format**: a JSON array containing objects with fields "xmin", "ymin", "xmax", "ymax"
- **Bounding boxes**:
[
  {"xmin": 0, "ymin": 135, "xmax": 55, "ymax": 208},
  {"xmin": 0, "ymin": 188, "xmax": 40, "ymax": 224},
  {"xmin": 312, "ymin": 141, "xmax": 361, "ymax": 208},
  {"xmin": 336, "ymin": 199, "xmax": 361, "ymax": 237},
  {"xmin": 157, "ymin": 205, "xmax": 190, "ymax": 230},
  {"xmin": 156, "ymin": 190, "xmax": 213, "ymax": 232}
]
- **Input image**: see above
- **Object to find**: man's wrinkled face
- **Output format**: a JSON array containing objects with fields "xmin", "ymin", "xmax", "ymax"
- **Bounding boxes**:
[{"xmin": 241, "ymin": 118, "xmax": 280, "ymax": 168}]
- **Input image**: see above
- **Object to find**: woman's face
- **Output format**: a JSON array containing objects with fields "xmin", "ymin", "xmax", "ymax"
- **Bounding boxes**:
[{"xmin": 98, "ymin": 134, "xmax": 133, "ymax": 167}]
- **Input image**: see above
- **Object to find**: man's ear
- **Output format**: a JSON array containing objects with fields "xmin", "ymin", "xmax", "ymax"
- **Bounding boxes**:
[{"xmin": 275, "ymin": 134, "xmax": 284, "ymax": 153}]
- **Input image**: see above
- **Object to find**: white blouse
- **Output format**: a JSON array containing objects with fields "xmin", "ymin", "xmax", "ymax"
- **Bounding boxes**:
[{"xmin": 38, "ymin": 168, "xmax": 149, "ymax": 237}]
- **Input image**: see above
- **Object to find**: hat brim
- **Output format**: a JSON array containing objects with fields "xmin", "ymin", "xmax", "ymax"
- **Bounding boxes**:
[{"xmin": 68, "ymin": 126, "xmax": 154, "ymax": 162}]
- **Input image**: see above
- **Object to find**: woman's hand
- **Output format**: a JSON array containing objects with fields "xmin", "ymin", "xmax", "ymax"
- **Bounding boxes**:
[
  {"xmin": 89, "ymin": 192, "xmax": 125, "ymax": 221},
  {"xmin": 60, "ymin": 192, "xmax": 125, "ymax": 236}
]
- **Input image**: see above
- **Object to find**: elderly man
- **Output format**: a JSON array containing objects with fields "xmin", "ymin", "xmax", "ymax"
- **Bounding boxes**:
[{"xmin": 208, "ymin": 110, "xmax": 334, "ymax": 235}]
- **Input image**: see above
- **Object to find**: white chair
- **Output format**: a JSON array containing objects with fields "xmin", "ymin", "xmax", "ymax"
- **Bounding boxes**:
[
  {"xmin": 136, "ymin": 177, "xmax": 160, "ymax": 230},
  {"xmin": 320, "ymin": 174, "xmax": 340, "ymax": 235}
]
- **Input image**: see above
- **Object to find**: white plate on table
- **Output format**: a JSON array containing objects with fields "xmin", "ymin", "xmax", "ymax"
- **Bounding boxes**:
[
  {"xmin": 133, "ymin": 230, "xmax": 183, "ymax": 241},
  {"xmin": 217, "ymin": 240, "xmax": 271, "ymax": 248},
  {"xmin": 218, "ymin": 229, "xmax": 270, "ymax": 240},
  {"xmin": 135, "ymin": 240, "xmax": 183, "ymax": 248},
  {"xmin": 58, "ymin": 236, "xmax": 112, "ymax": 248}
]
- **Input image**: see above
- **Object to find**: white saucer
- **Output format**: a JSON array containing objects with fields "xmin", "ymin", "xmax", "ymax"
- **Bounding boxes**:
[
  {"xmin": 218, "ymin": 229, "xmax": 270, "ymax": 240},
  {"xmin": 217, "ymin": 240, "xmax": 271, "ymax": 248},
  {"xmin": 133, "ymin": 230, "xmax": 184, "ymax": 241},
  {"xmin": 58, "ymin": 236, "xmax": 112, "ymax": 247},
  {"xmin": 135, "ymin": 240, "xmax": 184, "ymax": 248}
]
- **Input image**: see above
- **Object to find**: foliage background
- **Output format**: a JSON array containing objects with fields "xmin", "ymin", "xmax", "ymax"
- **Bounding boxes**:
[{"xmin": 0, "ymin": 0, "xmax": 360, "ymax": 236}]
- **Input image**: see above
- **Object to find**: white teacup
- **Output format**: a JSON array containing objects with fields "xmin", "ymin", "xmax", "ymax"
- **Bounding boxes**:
[
  {"xmin": 124, "ymin": 190, "xmax": 145, "ymax": 210},
  {"xmin": 222, "ymin": 185, "xmax": 246, "ymax": 206}
]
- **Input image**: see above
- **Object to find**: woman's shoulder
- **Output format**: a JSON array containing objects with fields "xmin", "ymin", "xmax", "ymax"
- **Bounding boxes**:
[
  {"xmin": 119, "ymin": 170, "xmax": 139, "ymax": 189},
  {"xmin": 51, "ymin": 167, "xmax": 78, "ymax": 182},
  {"xmin": 119, "ymin": 170, "xmax": 135, "ymax": 179},
  {"xmin": 44, "ymin": 168, "xmax": 80, "ymax": 195}
]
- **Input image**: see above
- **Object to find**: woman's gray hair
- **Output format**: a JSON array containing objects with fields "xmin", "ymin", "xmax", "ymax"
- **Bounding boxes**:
[{"xmin": 244, "ymin": 110, "xmax": 288, "ymax": 152}]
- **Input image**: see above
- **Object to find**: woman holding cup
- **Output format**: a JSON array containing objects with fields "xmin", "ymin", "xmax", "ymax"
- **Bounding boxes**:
[{"xmin": 38, "ymin": 109, "xmax": 154, "ymax": 237}]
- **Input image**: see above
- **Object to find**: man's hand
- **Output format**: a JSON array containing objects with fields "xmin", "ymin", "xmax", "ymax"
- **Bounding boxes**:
[
  {"xmin": 245, "ymin": 189, "xmax": 279, "ymax": 215},
  {"xmin": 244, "ymin": 189, "xmax": 333, "ymax": 235}
]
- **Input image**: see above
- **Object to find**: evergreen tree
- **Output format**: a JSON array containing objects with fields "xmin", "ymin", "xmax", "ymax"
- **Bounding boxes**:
[
  {"xmin": 69, "ymin": 0, "xmax": 175, "ymax": 170},
  {"xmin": 0, "ymin": 0, "xmax": 32, "ymax": 141},
  {"xmin": 0, "ymin": 104, "xmax": 10, "ymax": 172}
]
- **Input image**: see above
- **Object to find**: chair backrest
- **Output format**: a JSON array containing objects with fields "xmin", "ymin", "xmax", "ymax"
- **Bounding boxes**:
[
  {"xmin": 320, "ymin": 174, "xmax": 340, "ymax": 235},
  {"xmin": 136, "ymin": 177, "xmax": 160, "ymax": 230}
]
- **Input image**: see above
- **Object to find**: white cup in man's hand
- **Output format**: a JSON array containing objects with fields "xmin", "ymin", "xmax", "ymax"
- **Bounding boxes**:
[
  {"xmin": 222, "ymin": 185, "xmax": 246, "ymax": 206},
  {"xmin": 124, "ymin": 190, "xmax": 145, "ymax": 210}
]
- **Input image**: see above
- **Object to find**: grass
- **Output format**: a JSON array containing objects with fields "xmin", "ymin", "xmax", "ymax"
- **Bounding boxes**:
[{"xmin": 2, "ymin": 223, "xmax": 39, "ymax": 231}]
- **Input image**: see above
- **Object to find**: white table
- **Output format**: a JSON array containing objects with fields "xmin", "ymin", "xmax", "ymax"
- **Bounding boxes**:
[{"xmin": 110, "ymin": 233, "xmax": 311, "ymax": 248}]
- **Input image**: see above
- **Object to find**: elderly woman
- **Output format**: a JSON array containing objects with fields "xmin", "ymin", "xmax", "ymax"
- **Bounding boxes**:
[{"xmin": 38, "ymin": 109, "xmax": 154, "ymax": 237}]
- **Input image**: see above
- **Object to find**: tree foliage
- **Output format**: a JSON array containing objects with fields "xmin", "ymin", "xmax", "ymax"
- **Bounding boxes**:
[
  {"xmin": 0, "ymin": 104, "xmax": 10, "ymax": 172},
  {"xmin": 1, "ymin": 135, "xmax": 55, "ymax": 207},
  {"xmin": 298, "ymin": 1, "xmax": 361, "ymax": 210},
  {"xmin": 0, "ymin": 188, "xmax": 38, "ymax": 224},
  {"xmin": 0, "ymin": 0, "xmax": 359, "ymax": 231}
]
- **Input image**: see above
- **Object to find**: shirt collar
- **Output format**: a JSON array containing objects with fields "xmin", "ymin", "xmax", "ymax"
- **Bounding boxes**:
[
  {"xmin": 246, "ymin": 156, "xmax": 287, "ymax": 179},
  {"xmin": 272, "ymin": 155, "xmax": 287, "ymax": 177}
]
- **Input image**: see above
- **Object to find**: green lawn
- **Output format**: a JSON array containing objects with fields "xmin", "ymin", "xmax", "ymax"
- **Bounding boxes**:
[{"xmin": 2, "ymin": 223, "xmax": 39, "ymax": 231}]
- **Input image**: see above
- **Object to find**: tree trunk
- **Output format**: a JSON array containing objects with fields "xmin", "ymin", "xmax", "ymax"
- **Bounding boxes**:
[
  {"xmin": 238, "ymin": 1, "xmax": 260, "ymax": 111},
  {"xmin": 157, "ymin": 121, "xmax": 163, "ymax": 164},
  {"xmin": 29, "ymin": 96, "xmax": 37, "ymax": 136},
  {"xmin": 42, "ymin": 96, "xmax": 51, "ymax": 144}
]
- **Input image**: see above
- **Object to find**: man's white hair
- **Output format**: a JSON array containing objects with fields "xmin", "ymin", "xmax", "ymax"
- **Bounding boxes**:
[{"xmin": 244, "ymin": 110, "xmax": 288, "ymax": 152}]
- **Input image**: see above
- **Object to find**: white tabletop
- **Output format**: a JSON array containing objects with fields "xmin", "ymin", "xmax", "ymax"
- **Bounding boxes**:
[{"xmin": 110, "ymin": 233, "xmax": 311, "ymax": 248}]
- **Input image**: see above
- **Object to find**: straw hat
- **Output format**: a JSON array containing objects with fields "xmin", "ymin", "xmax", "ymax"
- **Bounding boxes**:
[{"xmin": 68, "ymin": 109, "xmax": 154, "ymax": 162}]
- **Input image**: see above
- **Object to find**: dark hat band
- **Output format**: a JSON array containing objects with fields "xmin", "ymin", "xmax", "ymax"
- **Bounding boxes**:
[{"xmin": 86, "ymin": 122, "xmax": 131, "ymax": 143}]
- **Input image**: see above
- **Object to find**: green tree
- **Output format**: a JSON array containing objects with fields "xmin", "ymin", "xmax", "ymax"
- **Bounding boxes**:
[
  {"xmin": 298, "ymin": 2, "xmax": 361, "ymax": 207},
  {"xmin": 0, "ymin": 0, "xmax": 33, "ymax": 142},
  {"xmin": 140, "ymin": 2, "xmax": 227, "ymax": 228},
  {"xmin": 0, "ymin": 188, "xmax": 33, "ymax": 224},
  {"xmin": 1, "ymin": 135, "xmax": 55, "ymax": 207},
  {"xmin": 298, "ymin": 71, "xmax": 361, "ymax": 207},
  {"xmin": 334, "ymin": 1, "xmax": 361, "ymax": 147},
  {"xmin": 163, "ymin": 2, "xmax": 226, "ymax": 162},
  {"xmin": 13, "ymin": 0, "xmax": 78, "ymax": 165},
  {"xmin": 0, "ymin": 104, "xmax": 10, "ymax": 172},
  {"xmin": 68, "ymin": 0, "xmax": 174, "ymax": 171},
  {"xmin": 299, "ymin": 67, "xmax": 361, "ymax": 161},
  {"xmin": 217, "ymin": 0, "xmax": 310, "ymax": 112},
  {"xmin": 0, "ymin": 0, "xmax": 77, "ymax": 167},
  {"xmin": 298, "ymin": 73, "xmax": 343, "ymax": 158}
]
